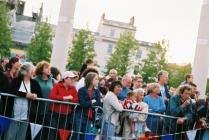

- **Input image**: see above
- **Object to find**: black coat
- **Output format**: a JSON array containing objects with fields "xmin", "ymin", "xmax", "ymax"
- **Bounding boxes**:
[
  {"xmin": 0, "ymin": 71, "xmax": 9, "ymax": 92},
  {"xmin": 1, "ymin": 76, "xmax": 43, "ymax": 118},
  {"xmin": 0, "ymin": 71, "xmax": 10, "ymax": 115},
  {"xmin": 161, "ymin": 85, "xmax": 171, "ymax": 99}
]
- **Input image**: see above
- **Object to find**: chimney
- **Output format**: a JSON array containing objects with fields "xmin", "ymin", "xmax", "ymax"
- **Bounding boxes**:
[
  {"xmin": 129, "ymin": 16, "xmax": 135, "ymax": 26},
  {"xmin": 101, "ymin": 13, "xmax": 105, "ymax": 20}
]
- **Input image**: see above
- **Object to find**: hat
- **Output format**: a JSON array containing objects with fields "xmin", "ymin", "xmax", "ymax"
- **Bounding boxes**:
[{"xmin": 62, "ymin": 71, "xmax": 77, "ymax": 79}]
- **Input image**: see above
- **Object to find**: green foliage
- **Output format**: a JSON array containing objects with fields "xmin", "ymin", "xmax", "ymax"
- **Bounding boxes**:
[
  {"xmin": 0, "ymin": 2, "xmax": 12, "ymax": 57},
  {"xmin": 106, "ymin": 31, "xmax": 138, "ymax": 76},
  {"xmin": 165, "ymin": 63, "xmax": 192, "ymax": 88},
  {"xmin": 206, "ymin": 79, "xmax": 209, "ymax": 95},
  {"xmin": 27, "ymin": 22, "xmax": 53, "ymax": 64},
  {"xmin": 140, "ymin": 40, "xmax": 168, "ymax": 83},
  {"xmin": 66, "ymin": 29, "xmax": 95, "ymax": 71}
]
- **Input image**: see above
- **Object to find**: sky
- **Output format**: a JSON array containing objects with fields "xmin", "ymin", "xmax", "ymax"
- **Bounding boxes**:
[{"xmin": 25, "ymin": 0, "xmax": 203, "ymax": 64}]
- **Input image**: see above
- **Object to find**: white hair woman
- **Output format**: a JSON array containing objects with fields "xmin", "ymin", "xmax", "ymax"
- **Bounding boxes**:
[
  {"xmin": 133, "ymin": 88, "xmax": 149, "ymax": 138},
  {"xmin": 144, "ymin": 83, "xmax": 166, "ymax": 135},
  {"xmin": 5, "ymin": 62, "xmax": 42, "ymax": 140}
]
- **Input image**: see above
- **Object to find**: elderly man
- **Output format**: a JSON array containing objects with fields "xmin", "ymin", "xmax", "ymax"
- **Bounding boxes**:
[
  {"xmin": 118, "ymin": 74, "xmax": 132, "ymax": 101},
  {"xmin": 105, "ymin": 69, "xmax": 118, "ymax": 88},
  {"xmin": 158, "ymin": 70, "xmax": 170, "ymax": 104},
  {"xmin": 164, "ymin": 84, "xmax": 193, "ymax": 140}
]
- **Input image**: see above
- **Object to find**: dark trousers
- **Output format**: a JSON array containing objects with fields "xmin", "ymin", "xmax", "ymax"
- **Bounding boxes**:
[{"xmin": 47, "ymin": 111, "xmax": 71, "ymax": 140}]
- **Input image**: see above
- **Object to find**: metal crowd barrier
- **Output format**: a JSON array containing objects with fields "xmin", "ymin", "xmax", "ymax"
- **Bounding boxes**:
[
  {"xmin": 102, "ymin": 109, "xmax": 209, "ymax": 140},
  {"xmin": 0, "ymin": 92, "xmax": 209, "ymax": 140},
  {"xmin": 0, "ymin": 92, "xmax": 103, "ymax": 140}
]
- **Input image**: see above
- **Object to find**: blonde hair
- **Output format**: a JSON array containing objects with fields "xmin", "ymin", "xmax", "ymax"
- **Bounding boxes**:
[{"xmin": 147, "ymin": 83, "xmax": 160, "ymax": 93}]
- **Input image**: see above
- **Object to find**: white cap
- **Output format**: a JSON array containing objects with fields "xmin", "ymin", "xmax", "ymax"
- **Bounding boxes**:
[{"xmin": 62, "ymin": 71, "xmax": 77, "ymax": 79}]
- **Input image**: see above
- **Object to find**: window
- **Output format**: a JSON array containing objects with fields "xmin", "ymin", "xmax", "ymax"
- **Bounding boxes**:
[
  {"xmin": 110, "ymin": 29, "xmax": 115, "ymax": 37},
  {"xmin": 136, "ymin": 49, "xmax": 142, "ymax": 59},
  {"xmin": 107, "ymin": 44, "xmax": 113, "ymax": 54}
]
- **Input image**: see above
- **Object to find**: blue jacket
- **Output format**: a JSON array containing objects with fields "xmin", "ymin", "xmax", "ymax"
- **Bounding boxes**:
[
  {"xmin": 165, "ymin": 95, "xmax": 193, "ymax": 131},
  {"xmin": 78, "ymin": 87, "xmax": 101, "ymax": 120}
]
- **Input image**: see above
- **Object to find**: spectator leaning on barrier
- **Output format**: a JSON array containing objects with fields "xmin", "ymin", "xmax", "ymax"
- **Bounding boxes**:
[
  {"xmin": 164, "ymin": 84, "xmax": 193, "ymax": 140},
  {"xmin": 122, "ymin": 91, "xmax": 143, "ymax": 139},
  {"xmin": 34, "ymin": 61, "xmax": 55, "ymax": 99},
  {"xmin": 5, "ymin": 62, "xmax": 42, "ymax": 140},
  {"xmin": 48, "ymin": 71, "xmax": 78, "ymax": 140},
  {"xmin": 144, "ymin": 83, "xmax": 166, "ymax": 135},
  {"xmin": 78, "ymin": 72, "xmax": 101, "ymax": 140},
  {"xmin": 102, "ymin": 81, "xmax": 123, "ymax": 139},
  {"xmin": 194, "ymin": 96, "xmax": 209, "ymax": 139},
  {"xmin": 133, "ymin": 88, "xmax": 149, "ymax": 138},
  {"xmin": 34, "ymin": 61, "xmax": 56, "ymax": 139},
  {"xmin": 118, "ymin": 74, "xmax": 132, "ymax": 101}
]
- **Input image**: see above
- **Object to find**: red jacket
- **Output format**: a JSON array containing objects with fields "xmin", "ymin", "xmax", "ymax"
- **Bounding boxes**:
[{"xmin": 49, "ymin": 82, "xmax": 78, "ymax": 114}]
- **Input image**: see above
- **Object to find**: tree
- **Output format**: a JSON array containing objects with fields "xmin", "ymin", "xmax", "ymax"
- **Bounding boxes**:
[
  {"xmin": 166, "ymin": 63, "xmax": 192, "ymax": 88},
  {"xmin": 140, "ymin": 40, "xmax": 168, "ymax": 83},
  {"xmin": 27, "ymin": 22, "xmax": 53, "ymax": 64},
  {"xmin": 0, "ymin": 2, "xmax": 12, "ymax": 58},
  {"xmin": 66, "ymin": 29, "xmax": 95, "ymax": 71},
  {"xmin": 106, "ymin": 31, "xmax": 138, "ymax": 76}
]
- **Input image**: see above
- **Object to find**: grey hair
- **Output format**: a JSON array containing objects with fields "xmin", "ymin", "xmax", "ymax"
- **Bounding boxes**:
[
  {"xmin": 133, "ymin": 88, "xmax": 145, "ymax": 95},
  {"xmin": 20, "ymin": 62, "xmax": 34, "ymax": 75},
  {"xmin": 122, "ymin": 73, "xmax": 132, "ymax": 81}
]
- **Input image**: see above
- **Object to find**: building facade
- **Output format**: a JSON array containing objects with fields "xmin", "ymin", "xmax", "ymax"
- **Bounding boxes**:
[
  {"xmin": 89, "ymin": 14, "xmax": 154, "ymax": 73},
  {"xmin": 6, "ymin": 0, "xmax": 154, "ymax": 73}
]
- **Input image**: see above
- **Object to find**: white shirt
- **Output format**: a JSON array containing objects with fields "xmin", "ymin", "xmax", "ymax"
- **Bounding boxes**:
[
  {"xmin": 103, "ymin": 91, "xmax": 123, "ymax": 126},
  {"xmin": 160, "ymin": 85, "xmax": 166, "ymax": 98},
  {"xmin": 13, "ymin": 81, "xmax": 30, "ymax": 120},
  {"xmin": 76, "ymin": 77, "xmax": 85, "ymax": 91}
]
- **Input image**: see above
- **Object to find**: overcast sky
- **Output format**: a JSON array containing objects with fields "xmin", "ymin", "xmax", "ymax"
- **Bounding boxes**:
[{"xmin": 27, "ymin": 0, "xmax": 203, "ymax": 64}]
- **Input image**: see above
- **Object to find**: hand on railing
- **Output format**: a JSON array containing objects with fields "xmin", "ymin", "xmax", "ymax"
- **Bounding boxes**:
[
  {"xmin": 176, "ymin": 117, "xmax": 186, "ymax": 124},
  {"xmin": 26, "ymin": 93, "xmax": 37, "ymax": 100},
  {"xmin": 63, "ymin": 95, "xmax": 73, "ymax": 101}
]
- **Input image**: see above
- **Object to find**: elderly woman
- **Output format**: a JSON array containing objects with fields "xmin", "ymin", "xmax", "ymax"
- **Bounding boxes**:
[
  {"xmin": 144, "ymin": 83, "xmax": 166, "ymax": 135},
  {"xmin": 5, "ymin": 62, "xmax": 42, "ymax": 140},
  {"xmin": 132, "ymin": 88, "xmax": 149, "ymax": 138},
  {"xmin": 102, "ymin": 81, "xmax": 124, "ymax": 140}
]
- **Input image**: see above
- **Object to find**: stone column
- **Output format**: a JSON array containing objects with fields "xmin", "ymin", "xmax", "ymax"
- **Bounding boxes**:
[
  {"xmin": 51, "ymin": 0, "xmax": 77, "ymax": 73},
  {"xmin": 192, "ymin": 0, "xmax": 209, "ymax": 96}
]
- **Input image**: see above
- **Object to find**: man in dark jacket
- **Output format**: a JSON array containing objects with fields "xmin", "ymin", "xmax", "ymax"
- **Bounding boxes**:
[
  {"xmin": 158, "ymin": 70, "xmax": 171, "ymax": 104},
  {"xmin": 164, "ymin": 84, "xmax": 193, "ymax": 140}
]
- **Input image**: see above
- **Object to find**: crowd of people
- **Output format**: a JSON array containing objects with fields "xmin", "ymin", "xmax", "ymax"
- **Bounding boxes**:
[{"xmin": 0, "ymin": 57, "xmax": 209, "ymax": 140}]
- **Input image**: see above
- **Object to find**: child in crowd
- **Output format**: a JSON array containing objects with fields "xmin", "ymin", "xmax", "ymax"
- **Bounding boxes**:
[{"xmin": 123, "ymin": 91, "xmax": 142, "ymax": 138}]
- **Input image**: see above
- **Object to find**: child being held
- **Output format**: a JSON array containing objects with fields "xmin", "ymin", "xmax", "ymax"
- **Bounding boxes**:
[{"xmin": 123, "ymin": 91, "xmax": 142, "ymax": 138}]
